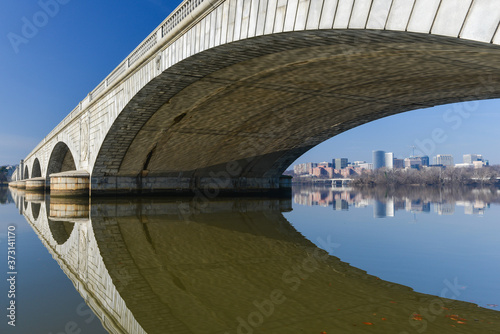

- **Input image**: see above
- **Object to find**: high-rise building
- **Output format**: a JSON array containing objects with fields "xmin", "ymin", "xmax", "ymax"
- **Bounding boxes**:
[
  {"xmin": 463, "ymin": 154, "xmax": 484, "ymax": 164},
  {"xmin": 333, "ymin": 158, "xmax": 348, "ymax": 170},
  {"xmin": 373, "ymin": 150, "xmax": 385, "ymax": 169},
  {"xmin": 434, "ymin": 154, "xmax": 454, "ymax": 166},
  {"xmin": 385, "ymin": 152, "xmax": 394, "ymax": 169},
  {"xmin": 294, "ymin": 162, "xmax": 318, "ymax": 175},
  {"xmin": 404, "ymin": 157, "xmax": 422, "ymax": 169},
  {"xmin": 420, "ymin": 156, "xmax": 430, "ymax": 166},
  {"xmin": 359, "ymin": 163, "xmax": 374, "ymax": 170},
  {"xmin": 393, "ymin": 159, "xmax": 405, "ymax": 169},
  {"xmin": 404, "ymin": 156, "xmax": 429, "ymax": 169}
]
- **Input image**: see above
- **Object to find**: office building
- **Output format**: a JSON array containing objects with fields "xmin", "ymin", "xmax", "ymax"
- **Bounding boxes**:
[
  {"xmin": 455, "ymin": 163, "xmax": 474, "ymax": 168},
  {"xmin": 434, "ymin": 154, "xmax": 454, "ymax": 166},
  {"xmin": 463, "ymin": 154, "xmax": 483, "ymax": 164},
  {"xmin": 404, "ymin": 157, "xmax": 422, "ymax": 169},
  {"xmin": 333, "ymin": 158, "xmax": 348, "ymax": 170},
  {"xmin": 419, "ymin": 156, "xmax": 430, "ymax": 166},
  {"xmin": 385, "ymin": 152, "xmax": 394, "ymax": 169},
  {"xmin": 393, "ymin": 158, "xmax": 405, "ymax": 169},
  {"xmin": 404, "ymin": 156, "xmax": 429, "ymax": 169},
  {"xmin": 373, "ymin": 150, "xmax": 385, "ymax": 169},
  {"xmin": 294, "ymin": 162, "xmax": 317, "ymax": 175},
  {"xmin": 359, "ymin": 163, "xmax": 374, "ymax": 170}
]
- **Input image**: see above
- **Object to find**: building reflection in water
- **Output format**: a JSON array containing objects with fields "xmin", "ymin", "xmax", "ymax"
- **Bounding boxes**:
[
  {"xmin": 294, "ymin": 185, "xmax": 500, "ymax": 218},
  {"xmin": 9, "ymin": 187, "xmax": 500, "ymax": 334}
]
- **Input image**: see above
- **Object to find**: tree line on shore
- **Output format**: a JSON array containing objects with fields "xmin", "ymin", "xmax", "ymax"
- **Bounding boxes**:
[
  {"xmin": 0, "ymin": 166, "xmax": 11, "ymax": 184},
  {"xmin": 352, "ymin": 166, "xmax": 500, "ymax": 187}
]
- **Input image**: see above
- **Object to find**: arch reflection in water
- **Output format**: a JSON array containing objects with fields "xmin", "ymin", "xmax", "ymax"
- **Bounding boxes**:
[{"xmin": 14, "ymin": 189, "xmax": 500, "ymax": 333}]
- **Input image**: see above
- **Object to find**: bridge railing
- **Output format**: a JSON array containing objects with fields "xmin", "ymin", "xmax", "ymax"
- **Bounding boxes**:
[
  {"xmin": 25, "ymin": 0, "xmax": 218, "ymax": 161},
  {"xmin": 161, "ymin": 0, "xmax": 204, "ymax": 38}
]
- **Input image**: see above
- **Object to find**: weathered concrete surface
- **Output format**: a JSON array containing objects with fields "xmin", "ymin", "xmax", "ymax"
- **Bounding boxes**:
[
  {"xmin": 11, "ymin": 0, "xmax": 500, "ymax": 195},
  {"xmin": 50, "ymin": 170, "xmax": 90, "ymax": 197},
  {"xmin": 25, "ymin": 177, "xmax": 46, "ymax": 192},
  {"xmin": 49, "ymin": 197, "xmax": 90, "ymax": 220}
]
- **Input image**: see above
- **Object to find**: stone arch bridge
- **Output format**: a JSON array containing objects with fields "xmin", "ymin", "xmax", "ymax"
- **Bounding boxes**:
[{"xmin": 10, "ymin": 0, "xmax": 500, "ymax": 195}]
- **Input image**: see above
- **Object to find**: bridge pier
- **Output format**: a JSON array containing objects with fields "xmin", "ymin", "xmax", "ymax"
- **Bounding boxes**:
[
  {"xmin": 49, "ymin": 197, "xmax": 90, "ymax": 220},
  {"xmin": 25, "ymin": 192, "xmax": 44, "ymax": 203},
  {"xmin": 16, "ymin": 180, "xmax": 26, "ymax": 189},
  {"xmin": 26, "ymin": 177, "xmax": 46, "ymax": 192},
  {"xmin": 91, "ymin": 175, "xmax": 292, "ymax": 197},
  {"xmin": 50, "ymin": 171, "xmax": 90, "ymax": 197}
]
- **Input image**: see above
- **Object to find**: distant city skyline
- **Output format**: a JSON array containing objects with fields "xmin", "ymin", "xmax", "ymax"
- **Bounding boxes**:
[
  {"xmin": 293, "ymin": 147, "xmax": 493, "ymax": 170},
  {"xmin": 291, "ymin": 99, "xmax": 500, "ymax": 168}
]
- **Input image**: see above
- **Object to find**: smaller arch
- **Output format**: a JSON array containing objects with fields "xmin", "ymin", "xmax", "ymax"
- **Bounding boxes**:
[
  {"xmin": 31, "ymin": 202, "xmax": 41, "ymax": 221},
  {"xmin": 32, "ymin": 158, "xmax": 42, "ymax": 178},
  {"xmin": 24, "ymin": 166, "xmax": 29, "ymax": 180},
  {"xmin": 47, "ymin": 142, "xmax": 77, "ymax": 181},
  {"xmin": 48, "ymin": 220, "xmax": 75, "ymax": 245}
]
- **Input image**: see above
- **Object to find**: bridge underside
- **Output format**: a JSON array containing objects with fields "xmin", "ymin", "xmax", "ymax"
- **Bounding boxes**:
[{"xmin": 92, "ymin": 30, "xmax": 500, "ymax": 195}]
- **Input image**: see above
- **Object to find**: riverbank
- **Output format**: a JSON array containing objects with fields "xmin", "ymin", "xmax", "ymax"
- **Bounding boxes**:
[{"xmin": 351, "ymin": 167, "xmax": 500, "ymax": 187}]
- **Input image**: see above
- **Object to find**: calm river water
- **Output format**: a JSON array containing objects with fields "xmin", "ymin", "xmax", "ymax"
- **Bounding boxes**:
[{"xmin": 1, "ymin": 185, "xmax": 500, "ymax": 333}]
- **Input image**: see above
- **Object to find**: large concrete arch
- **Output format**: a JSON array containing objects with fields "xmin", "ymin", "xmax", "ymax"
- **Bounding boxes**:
[{"xmin": 92, "ymin": 30, "xmax": 500, "ymax": 193}]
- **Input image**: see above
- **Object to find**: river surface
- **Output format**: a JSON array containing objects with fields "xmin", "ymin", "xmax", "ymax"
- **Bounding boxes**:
[{"xmin": 1, "ymin": 185, "xmax": 500, "ymax": 333}]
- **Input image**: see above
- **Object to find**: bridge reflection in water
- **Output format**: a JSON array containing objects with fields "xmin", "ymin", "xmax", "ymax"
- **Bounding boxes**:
[{"xmin": 11, "ymin": 189, "xmax": 500, "ymax": 333}]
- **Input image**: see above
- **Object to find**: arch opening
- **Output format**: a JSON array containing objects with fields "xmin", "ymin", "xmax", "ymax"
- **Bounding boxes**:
[
  {"xmin": 48, "ymin": 220, "xmax": 75, "ymax": 245},
  {"xmin": 47, "ymin": 142, "xmax": 76, "ymax": 177},
  {"xmin": 32, "ymin": 158, "xmax": 42, "ymax": 178},
  {"xmin": 31, "ymin": 202, "xmax": 41, "ymax": 220},
  {"xmin": 92, "ymin": 30, "xmax": 500, "ymax": 193},
  {"xmin": 24, "ymin": 166, "xmax": 29, "ymax": 180}
]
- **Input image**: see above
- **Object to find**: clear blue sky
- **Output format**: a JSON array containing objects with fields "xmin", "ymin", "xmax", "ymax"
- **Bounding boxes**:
[{"xmin": 1, "ymin": 0, "xmax": 499, "ymax": 166}]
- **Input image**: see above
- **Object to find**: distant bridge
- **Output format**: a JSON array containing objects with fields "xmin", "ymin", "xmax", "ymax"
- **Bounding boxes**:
[{"xmin": 10, "ymin": 0, "xmax": 500, "ymax": 195}]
